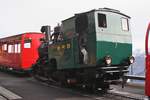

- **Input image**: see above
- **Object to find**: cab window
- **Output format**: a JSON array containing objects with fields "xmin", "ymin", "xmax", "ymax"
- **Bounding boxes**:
[
  {"xmin": 98, "ymin": 13, "xmax": 107, "ymax": 28},
  {"xmin": 121, "ymin": 18, "xmax": 129, "ymax": 31}
]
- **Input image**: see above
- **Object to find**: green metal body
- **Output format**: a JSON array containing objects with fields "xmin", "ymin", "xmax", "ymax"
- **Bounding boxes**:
[{"xmin": 48, "ymin": 9, "xmax": 132, "ymax": 69}]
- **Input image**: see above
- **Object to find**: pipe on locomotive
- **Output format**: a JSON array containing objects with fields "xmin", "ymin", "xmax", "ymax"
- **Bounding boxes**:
[{"xmin": 40, "ymin": 25, "xmax": 51, "ymax": 42}]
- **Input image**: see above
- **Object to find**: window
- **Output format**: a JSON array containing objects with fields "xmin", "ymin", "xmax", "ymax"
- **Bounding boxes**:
[
  {"xmin": 14, "ymin": 44, "xmax": 21, "ymax": 53},
  {"xmin": 15, "ymin": 44, "xmax": 18, "ymax": 53},
  {"xmin": 121, "ymin": 18, "xmax": 129, "ymax": 31},
  {"xmin": 2, "ymin": 44, "xmax": 7, "ymax": 51},
  {"xmin": 8, "ymin": 45, "xmax": 13, "ymax": 53},
  {"xmin": 18, "ymin": 44, "xmax": 21, "ymax": 53},
  {"xmin": 12, "ymin": 45, "xmax": 15, "ymax": 53},
  {"xmin": 98, "ymin": 13, "xmax": 107, "ymax": 28},
  {"xmin": 24, "ymin": 42, "xmax": 31, "ymax": 48}
]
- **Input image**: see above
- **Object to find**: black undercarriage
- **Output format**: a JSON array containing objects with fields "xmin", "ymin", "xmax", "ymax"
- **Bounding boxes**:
[{"xmin": 32, "ymin": 56, "xmax": 128, "ymax": 93}]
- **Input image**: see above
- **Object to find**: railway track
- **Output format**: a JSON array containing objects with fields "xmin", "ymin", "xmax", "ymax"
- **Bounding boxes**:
[
  {"xmin": 106, "ymin": 89, "xmax": 144, "ymax": 100},
  {"xmin": 79, "ymin": 88, "xmax": 145, "ymax": 100},
  {"xmin": 33, "ymin": 76, "xmax": 146, "ymax": 100}
]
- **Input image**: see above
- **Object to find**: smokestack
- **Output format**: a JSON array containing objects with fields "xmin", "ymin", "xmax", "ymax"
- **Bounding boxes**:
[{"xmin": 41, "ymin": 25, "xmax": 51, "ymax": 42}]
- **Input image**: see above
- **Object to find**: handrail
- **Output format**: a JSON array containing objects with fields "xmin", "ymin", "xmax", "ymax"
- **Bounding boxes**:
[{"xmin": 145, "ymin": 23, "xmax": 150, "ymax": 56}]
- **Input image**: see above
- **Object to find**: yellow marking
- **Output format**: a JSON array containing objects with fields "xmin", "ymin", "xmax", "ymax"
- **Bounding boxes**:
[
  {"xmin": 57, "ymin": 46, "xmax": 60, "ymax": 51},
  {"xmin": 62, "ymin": 45, "xmax": 65, "ymax": 49},
  {"xmin": 66, "ymin": 44, "xmax": 71, "ymax": 49},
  {"xmin": 90, "ymin": 56, "xmax": 96, "ymax": 64}
]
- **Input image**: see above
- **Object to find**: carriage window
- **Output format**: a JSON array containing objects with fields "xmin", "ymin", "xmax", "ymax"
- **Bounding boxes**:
[
  {"xmin": 12, "ymin": 45, "xmax": 15, "ymax": 53},
  {"xmin": 98, "ymin": 13, "xmax": 107, "ymax": 28},
  {"xmin": 15, "ymin": 44, "xmax": 18, "ymax": 53},
  {"xmin": 8, "ymin": 45, "xmax": 13, "ymax": 53},
  {"xmin": 3, "ymin": 44, "xmax": 7, "ymax": 51},
  {"xmin": 18, "ymin": 44, "xmax": 21, "ymax": 53},
  {"xmin": 24, "ymin": 42, "xmax": 31, "ymax": 48},
  {"xmin": 121, "ymin": 18, "xmax": 129, "ymax": 31}
]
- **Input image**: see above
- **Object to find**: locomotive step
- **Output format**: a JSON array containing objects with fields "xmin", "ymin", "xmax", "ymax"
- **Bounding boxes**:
[{"xmin": 99, "ymin": 66, "xmax": 128, "ymax": 69}]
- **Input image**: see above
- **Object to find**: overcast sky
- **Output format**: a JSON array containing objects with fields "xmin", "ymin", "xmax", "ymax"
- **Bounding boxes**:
[{"xmin": 0, "ymin": 0, "xmax": 149, "ymax": 51}]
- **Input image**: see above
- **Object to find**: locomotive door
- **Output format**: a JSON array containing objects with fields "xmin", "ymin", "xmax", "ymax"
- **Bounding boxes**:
[
  {"xmin": 75, "ymin": 14, "xmax": 88, "ymax": 64},
  {"xmin": 145, "ymin": 23, "xmax": 150, "ymax": 97}
]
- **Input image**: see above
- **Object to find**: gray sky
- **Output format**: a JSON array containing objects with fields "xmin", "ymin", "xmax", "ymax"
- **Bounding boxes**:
[{"xmin": 0, "ymin": 0, "xmax": 149, "ymax": 51}]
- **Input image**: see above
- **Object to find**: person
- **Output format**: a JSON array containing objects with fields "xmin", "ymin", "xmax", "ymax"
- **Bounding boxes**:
[
  {"xmin": 51, "ymin": 25, "xmax": 61, "ymax": 43},
  {"xmin": 57, "ymin": 33, "xmax": 63, "ymax": 41},
  {"xmin": 80, "ymin": 45, "xmax": 88, "ymax": 64},
  {"xmin": 102, "ymin": 20, "xmax": 107, "ymax": 27}
]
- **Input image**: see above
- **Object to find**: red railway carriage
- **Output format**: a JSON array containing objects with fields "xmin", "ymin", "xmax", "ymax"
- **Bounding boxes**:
[
  {"xmin": 145, "ymin": 22, "xmax": 150, "ymax": 97},
  {"xmin": 0, "ymin": 32, "xmax": 44, "ymax": 72}
]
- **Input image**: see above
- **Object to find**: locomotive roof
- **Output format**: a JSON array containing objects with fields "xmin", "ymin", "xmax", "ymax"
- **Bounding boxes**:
[
  {"xmin": 62, "ymin": 8, "xmax": 130, "ymax": 22},
  {"xmin": 96, "ymin": 8, "xmax": 130, "ymax": 18}
]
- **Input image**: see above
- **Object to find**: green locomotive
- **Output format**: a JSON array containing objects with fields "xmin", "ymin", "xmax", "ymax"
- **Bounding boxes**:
[{"xmin": 32, "ymin": 8, "xmax": 134, "ymax": 91}]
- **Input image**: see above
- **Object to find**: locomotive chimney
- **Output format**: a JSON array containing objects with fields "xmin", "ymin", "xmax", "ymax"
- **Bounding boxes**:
[{"xmin": 40, "ymin": 25, "xmax": 51, "ymax": 42}]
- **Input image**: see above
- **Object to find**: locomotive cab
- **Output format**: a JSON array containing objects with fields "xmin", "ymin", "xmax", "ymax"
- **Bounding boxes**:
[
  {"xmin": 49, "ymin": 8, "xmax": 133, "ymax": 70},
  {"xmin": 95, "ymin": 8, "xmax": 132, "ymax": 66}
]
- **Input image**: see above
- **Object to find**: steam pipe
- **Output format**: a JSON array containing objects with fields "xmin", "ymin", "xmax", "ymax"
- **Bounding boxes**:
[{"xmin": 41, "ymin": 25, "xmax": 51, "ymax": 42}]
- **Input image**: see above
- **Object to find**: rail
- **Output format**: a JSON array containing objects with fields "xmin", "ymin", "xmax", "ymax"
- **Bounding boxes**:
[{"xmin": 124, "ymin": 75, "xmax": 145, "ymax": 80}]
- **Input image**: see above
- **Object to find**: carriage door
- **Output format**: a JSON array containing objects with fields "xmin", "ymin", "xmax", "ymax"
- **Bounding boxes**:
[
  {"xmin": 145, "ymin": 23, "xmax": 150, "ymax": 97},
  {"xmin": 75, "ymin": 14, "xmax": 88, "ymax": 64},
  {"xmin": 22, "ymin": 37, "xmax": 32, "ymax": 69}
]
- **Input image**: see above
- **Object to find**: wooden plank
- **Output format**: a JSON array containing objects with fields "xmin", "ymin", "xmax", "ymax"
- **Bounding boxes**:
[{"xmin": 0, "ymin": 86, "xmax": 22, "ymax": 100}]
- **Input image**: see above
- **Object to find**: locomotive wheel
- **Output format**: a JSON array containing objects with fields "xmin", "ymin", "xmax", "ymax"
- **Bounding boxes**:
[
  {"xmin": 86, "ymin": 83, "xmax": 97, "ymax": 93},
  {"xmin": 32, "ymin": 67, "xmax": 40, "ymax": 79},
  {"xmin": 32, "ymin": 63, "xmax": 42, "ymax": 79},
  {"xmin": 32, "ymin": 65, "xmax": 38, "ymax": 76},
  {"xmin": 58, "ymin": 73, "xmax": 69, "ymax": 88},
  {"xmin": 60, "ymin": 80, "xmax": 69, "ymax": 88}
]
